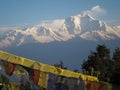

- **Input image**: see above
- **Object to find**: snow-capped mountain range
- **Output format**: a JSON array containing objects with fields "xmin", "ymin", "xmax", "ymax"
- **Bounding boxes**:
[
  {"xmin": 0, "ymin": 13, "xmax": 120, "ymax": 48},
  {"xmin": 0, "ymin": 13, "xmax": 120, "ymax": 69}
]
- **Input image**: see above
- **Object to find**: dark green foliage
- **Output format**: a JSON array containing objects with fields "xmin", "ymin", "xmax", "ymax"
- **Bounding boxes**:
[
  {"xmin": 82, "ymin": 44, "xmax": 120, "ymax": 85},
  {"xmin": 111, "ymin": 48, "xmax": 120, "ymax": 85},
  {"xmin": 54, "ymin": 61, "xmax": 67, "ymax": 69}
]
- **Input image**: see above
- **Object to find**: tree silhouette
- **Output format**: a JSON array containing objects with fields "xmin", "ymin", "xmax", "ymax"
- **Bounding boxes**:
[
  {"xmin": 82, "ymin": 44, "xmax": 112, "ymax": 82},
  {"xmin": 54, "ymin": 60, "xmax": 67, "ymax": 69},
  {"xmin": 111, "ymin": 47, "xmax": 120, "ymax": 84}
]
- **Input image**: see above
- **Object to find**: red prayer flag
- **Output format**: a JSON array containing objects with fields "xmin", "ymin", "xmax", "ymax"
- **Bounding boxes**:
[{"xmin": 5, "ymin": 62, "xmax": 15, "ymax": 76}]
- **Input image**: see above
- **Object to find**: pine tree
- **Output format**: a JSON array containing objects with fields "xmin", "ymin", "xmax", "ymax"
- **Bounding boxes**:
[
  {"xmin": 111, "ymin": 47, "xmax": 120, "ymax": 84},
  {"xmin": 82, "ymin": 44, "xmax": 112, "ymax": 82},
  {"xmin": 54, "ymin": 61, "xmax": 67, "ymax": 69}
]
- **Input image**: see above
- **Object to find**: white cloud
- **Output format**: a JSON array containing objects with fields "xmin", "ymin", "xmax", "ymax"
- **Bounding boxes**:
[
  {"xmin": 91, "ymin": 5, "xmax": 106, "ymax": 14},
  {"xmin": 82, "ymin": 5, "xmax": 106, "ymax": 17},
  {"xmin": 0, "ymin": 27, "xmax": 18, "ymax": 33}
]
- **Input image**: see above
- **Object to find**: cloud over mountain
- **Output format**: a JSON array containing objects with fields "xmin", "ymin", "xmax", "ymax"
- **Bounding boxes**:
[
  {"xmin": 82, "ymin": 5, "xmax": 106, "ymax": 18},
  {"xmin": 91, "ymin": 5, "xmax": 106, "ymax": 14}
]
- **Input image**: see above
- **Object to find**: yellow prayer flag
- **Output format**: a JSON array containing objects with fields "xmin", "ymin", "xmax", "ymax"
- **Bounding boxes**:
[{"xmin": 38, "ymin": 72, "xmax": 48, "ymax": 88}]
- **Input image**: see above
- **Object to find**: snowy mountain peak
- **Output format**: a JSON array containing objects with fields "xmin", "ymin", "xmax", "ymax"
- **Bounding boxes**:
[
  {"xmin": 64, "ymin": 16, "xmax": 81, "ymax": 34},
  {"xmin": 63, "ymin": 13, "xmax": 108, "ymax": 35}
]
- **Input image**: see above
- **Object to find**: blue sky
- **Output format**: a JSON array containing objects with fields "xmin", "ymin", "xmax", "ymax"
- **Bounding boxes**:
[{"xmin": 0, "ymin": 0, "xmax": 120, "ymax": 27}]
